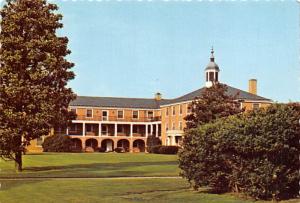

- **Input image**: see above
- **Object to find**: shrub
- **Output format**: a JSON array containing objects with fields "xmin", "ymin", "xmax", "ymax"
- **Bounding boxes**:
[
  {"xmin": 146, "ymin": 135, "xmax": 162, "ymax": 152},
  {"xmin": 148, "ymin": 145, "xmax": 162, "ymax": 154},
  {"xmin": 42, "ymin": 135, "xmax": 72, "ymax": 152},
  {"xmin": 114, "ymin": 147, "xmax": 125, "ymax": 153},
  {"xmin": 158, "ymin": 146, "xmax": 180, "ymax": 154},
  {"xmin": 179, "ymin": 103, "xmax": 300, "ymax": 200},
  {"xmin": 97, "ymin": 147, "xmax": 106, "ymax": 152}
]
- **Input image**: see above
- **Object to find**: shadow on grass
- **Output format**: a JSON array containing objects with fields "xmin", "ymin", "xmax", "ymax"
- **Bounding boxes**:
[
  {"xmin": 0, "ymin": 179, "xmax": 44, "ymax": 191},
  {"xmin": 23, "ymin": 161, "xmax": 178, "ymax": 172}
]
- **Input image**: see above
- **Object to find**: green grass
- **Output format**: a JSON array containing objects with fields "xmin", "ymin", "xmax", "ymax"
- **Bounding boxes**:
[
  {"xmin": 0, "ymin": 153, "xmax": 179, "ymax": 178},
  {"xmin": 0, "ymin": 153, "xmax": 298, "ymax": 203}
]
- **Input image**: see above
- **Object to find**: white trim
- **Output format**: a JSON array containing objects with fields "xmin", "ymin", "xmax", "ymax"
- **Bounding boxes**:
[
  {"xmin": 117, "ymin": 110, "xmax": 124, "ymax": 119},
  {"xmin": 102, "ymin": 110, "xmax": 109, "ymax": 121},
  {"xmin": 147, "ymin": 110, "xmax": 154, "ymax": 120},
  {"xmin": 69, "ymin": 106, "xmax": 159, "ymax": 111},
  {"xmin": 160, "ymin": 99, "xmax": 272, "ymax": 108},
  {"xmin": 86, "ymin": 109, "xmax": 93, "ymax": 118},
  {"xmin": 132, "ymin": 110, "xmax": 139, "ymax": 120},
  {"xmin": 71, "ymin": 120, "xmax": 161, "ymax": 125}
]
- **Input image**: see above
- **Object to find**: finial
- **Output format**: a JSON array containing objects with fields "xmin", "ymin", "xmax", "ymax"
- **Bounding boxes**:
[{"xmin": 210, "ymin": 46, "xmax": 215, "ymax": 62}]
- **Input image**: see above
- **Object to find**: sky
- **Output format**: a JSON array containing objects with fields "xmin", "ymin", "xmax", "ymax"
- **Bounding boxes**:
[{"xmin": 50, "ymin": 1, "xmax": 298, "ymax": 102}]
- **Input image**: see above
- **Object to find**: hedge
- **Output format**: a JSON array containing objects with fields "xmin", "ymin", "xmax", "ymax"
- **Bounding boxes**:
[
  {"xmin": 149, "ymin": 145, "xmax": 180, "ymax": 154},
  {"xmin": 179, "ymin": 103, "xmax": 300, "ymax": 200},
  {"xmin": 42, "ymin": 134, "xmax": 73, "ymax": 152}
]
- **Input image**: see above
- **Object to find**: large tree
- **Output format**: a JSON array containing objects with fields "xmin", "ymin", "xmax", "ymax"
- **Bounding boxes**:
[
  {"xmin": 0, "ymin": 0, "xmax": 75, "ymax": 171},
  {"xmin": 184, "ymin": 83, "xmax": 244, "ymax": 129}
]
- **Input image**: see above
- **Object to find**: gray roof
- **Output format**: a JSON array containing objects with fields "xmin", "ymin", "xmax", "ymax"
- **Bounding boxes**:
[
  {"xmin": 70, "ymin": 96, "xmax": 171, "ymax": 109},
  {"xmin": 70, "ymin": 85, "xmax": 271, "ymax": 109},
  {"xmin": 205, "ymin": 61, "xmax": 220, "ymax": 71},
  {"xmin": 162, "ymin": 84, "xmax": 271, "ymax": 105}
]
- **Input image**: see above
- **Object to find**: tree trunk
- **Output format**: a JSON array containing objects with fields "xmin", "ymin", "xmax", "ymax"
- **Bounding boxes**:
[{"xmin": 15, "ymin": 150, "xmax": 22, "ymax": 172}]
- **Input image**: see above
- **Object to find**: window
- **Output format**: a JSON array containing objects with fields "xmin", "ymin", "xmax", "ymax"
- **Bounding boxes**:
[
  {"xmin": 166, "ymin": 123, "xmax": 169, "ymax": 131},
  {"xmin": 86, "ymin": 109, "xmax": 93, "ymax": 118},
  {"xmin": 70, "ymin": 108, "xmax": 76, "ymax": 114},
  {"xmin": 86, "ymin": 124, "xmax": 93, "ymax": 132},
  {"xmin": 179, "ymin": 122, "xmax": 183, "ymax": 130},
  {"xmin": 209, "ymin": 72, "xmax": 214, "ymax": 81},
  {"xmin": 36, "ymin": 137, "xmax": 44, "ymax": 146},
  {"xmin": 172, "ymin": 106, "xmax": 175, "ymax": 116},
  {"xmin": 117, "ymin": 110, "xmax": 124, "ymax": 119},
  {"xmin": 133, "ymin": 125, "xmax": 138, "ymax": 133},
  {"xmin": 253, "ymin": 103, "xmax": 260, "ymax": 110},
  {"xmin": 215, "ymin": 72, "xmax": 218, "ymax": 81},
  {"xmin": 102, "ymin": 110, "xmax": 108, "ymax": 121},
  {"xmin": 166, "ymin": 108, "xmax": 169, "ymax": 116},
  {"xmin": 187, "ymin": 104, "xmax": 192, "ymax": 113},
  {"xmin": 101, "ymin": 125, "xmax": 108, "ymax": 135},
  {"xmin": 117, "ymin": 125, "xmax": 123, "ymax": 133},
  {"xmin": 132, "ymin": 110, "xmax": 139, "ymax": 119},
  {"xmin": 172, "ymin": 122, "xmax": 175, "ymax": 130},
  {"xmin": 206, "ymin": 72, "xmax": 208, "ymax": 81},
  {"xmin": 179, "ymin": 105, "xmax": 183, "ymax": 115},
  {"xmin": 147, "ymin": 111, "xmax": 154, "ymax": 119}
]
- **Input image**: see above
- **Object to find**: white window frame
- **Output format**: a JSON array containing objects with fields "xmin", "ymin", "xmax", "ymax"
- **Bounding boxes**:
[
  {"xmin": 179, "ymin": 121, "xmax": 183, "ymax": 130},
  {"xmin": 101, "ymin": 125, "xmax": 108, "ymax": 135},
  {"xmin": 172, "ymin": 106, "xmax": 176, "ymax": 116},
  {"xmin": 132, "ymin": 110, "xmax": 139, "ymax": 119},
  {"xmin": 253, "ymin": 103, "xmax": 260, "ymax": 110},
  {"xmin": 117, "ymin": 110, "xmax": 124, "ymax": 119},
  {"xmin": 147, "ymin": 111, "xmax": 154, "ymax": 120},
  {"xmin": 102, "ymin": 110, "xmax": 109, "ymax": 121},
  {"xmin": 86, "ymin": 109, "xmax": 93, "ymax": 118},
  {"xmin": 172, "ymin": 122, "xmax": 175, "ymax": 130}
]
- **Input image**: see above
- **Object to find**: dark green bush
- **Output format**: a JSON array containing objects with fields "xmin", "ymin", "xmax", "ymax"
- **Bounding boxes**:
[
  {"xmin": 42, "ymin": 135, "xmax": 73, "ymax": 152},
  {"xmin": 158, "ymin": 146, "xmax": 180, "ymax": 154},
  {"xmin": 179, "ymin": 103, "xmax": 300, "ymax": 200},
  {"xmin": 148, "ymin": 145, "xmax": 162, "ymax": 154},
  {"xmin": 98, "ymin": 147, "xmax": 106, "ymax": 152},
  {"xmin": 146, "ymin": 135, "xmax": 162, "ymax": 152},
  {"xmin": 114, "ymin": 147, "xmax": 124, "ymax": 153}
]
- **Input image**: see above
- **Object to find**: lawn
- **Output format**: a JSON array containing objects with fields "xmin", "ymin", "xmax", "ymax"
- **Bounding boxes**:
[
  {"xmin": 0, "ymin": 153, "xmax": 179, "ymax": 178},
  {"xmin": 0, "ymin": 153, "xmax": 298, "ymax": 203}
]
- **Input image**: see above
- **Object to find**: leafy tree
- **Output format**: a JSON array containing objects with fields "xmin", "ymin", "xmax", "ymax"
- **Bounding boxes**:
[
  {"xmin": 42, "ymin": 134, "xmax": 73, "ymax": 152},
  {"xmin": 184, "ymin": 83, "xmax": 244, "ymax": 129},
  {"xmin": 0, "ymin": 0, "xmax": 75, "ymax": 171},
  {"xmin": 179, "ymin": 103, "xmax": 300, "ymax": 200}
]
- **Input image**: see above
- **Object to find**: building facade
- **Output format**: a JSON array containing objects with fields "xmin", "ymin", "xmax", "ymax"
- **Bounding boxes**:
[{"xmin": 27, "ymin": 49, "xmax": 272, "ymax": 152}]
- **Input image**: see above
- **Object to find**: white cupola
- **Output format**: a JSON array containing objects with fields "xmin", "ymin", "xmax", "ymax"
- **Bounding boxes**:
[{"xmin": 205, "ymin": 47, "xmax": 220, "ymax": 88}]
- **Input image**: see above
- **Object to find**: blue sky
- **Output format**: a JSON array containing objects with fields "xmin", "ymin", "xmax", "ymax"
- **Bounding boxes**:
[{"xmin": 53, "ymin": 1, "xmax": 299, "ymax": 102}]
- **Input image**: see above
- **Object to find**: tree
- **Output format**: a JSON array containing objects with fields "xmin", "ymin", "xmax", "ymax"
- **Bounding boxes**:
[
  {"xmin": 42, "ymin": 134, "xmax": 73, "ymax": 152},
  {"xmin": 179, "ymin": 103, "xmax": 300, "ymax": 200},
  {"xmin": 184, "ymin": 83, "xmax": 244, "ymax": 129},
  {"xmin": 0, "ymin": 0, "xmax": 75, "ymax": 171}
]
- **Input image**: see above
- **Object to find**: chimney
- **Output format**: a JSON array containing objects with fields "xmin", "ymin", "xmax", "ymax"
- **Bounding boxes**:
[
  {"xmin": 154, "ymin": 92, "xmax": 162, "ymax": 101},
  {"xmin": 248, "ymin": 79, "xmax": 257, "ymax": 95}
]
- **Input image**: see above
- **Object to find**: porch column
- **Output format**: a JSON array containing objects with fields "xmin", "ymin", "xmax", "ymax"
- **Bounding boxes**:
[
  {"xmin": 130, "ymin": 124, "xmax": 133, "ymax": 137},
  {"xmin": 99, "ymin": 123, "xmax": 102, "ymax": 137},
  {"xmin": 156, "ymin": 124, "xmax": 159, "ymax": 137},
  {"xmin": 66, "ymin": 127, "xmax": 69, "ymax": 135},
  {"xmin": 114, "ymin": 123, "xmax": 117, "ymax": 137},
  {"xmin": 145, "ymin": 124, "xmax": 148, "ymax": 137},
  {"xmin": 150, "ymin": 124, "xmax": 153, "ymax": 136},
  {"xmin": 82, "ymin": 123, "xmax": 86, "ymax": 136}
]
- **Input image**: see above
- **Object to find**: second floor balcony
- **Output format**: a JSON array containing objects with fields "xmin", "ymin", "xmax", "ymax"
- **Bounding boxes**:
[{"xmin": 73, "ymin": 115, "xmax": 161, "ymax": 122}]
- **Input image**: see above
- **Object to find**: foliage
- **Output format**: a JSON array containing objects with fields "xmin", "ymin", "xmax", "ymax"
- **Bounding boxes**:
[
  {"xmin": 114, "ymin": 147, "xmax": 125, "ymax": 153},
  {"xmin": 0, "ymin": 0, "xmax": 75, "ymax": 171},
  {"xmin": 42, "ymin": 135, "xmax": 72, "ymax": 152},
  {"xmin": 97, "ymin": 147, "xmax": 106, "ymax": 153},
  {"xmin": 184, "ymin": 83, "xmax": 244, "ymax": 129},
  {"xmin": 149, "ymin": 145, "xmax": 180, "ymax": 154},
  {"xmin": 148, "ymin": 145, "xmax": 162, "ymax": 154},
  {"xmin": 147, "ymin": 135, "xmax": 162, "ymax": 152},
  {"xmin": 179, "ymin": 103, "xmax": 300, "ymax": 200}
]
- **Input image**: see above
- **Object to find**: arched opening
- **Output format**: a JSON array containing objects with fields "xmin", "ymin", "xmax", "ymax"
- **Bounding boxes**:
[
  {"xmin": 101, "ymin": 139, "xmax": 114, "ymax": 152},
  {"xmin": 133, "ymin": 139, "xmax": 145, "ymax": 152},
  {"xmin": 117, "ymin": 139, "xmax": 130, "ymax": 152},
  {"xmin": 71, "ymin": 138, "xmax": 82, "ymax": 152},
  {"xmin": 85, "ymin": 139, "xmax": 98, "ymax": 152}
]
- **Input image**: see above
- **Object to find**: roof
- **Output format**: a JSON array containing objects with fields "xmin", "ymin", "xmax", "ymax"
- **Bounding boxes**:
[
  {"xmin": 205, "ymin": 61, "xmax": 220, "ymax": 71},
  {"xmin": 162, "ymin": 84, "xmax": 272, "ymax": 106},
  {"xmin": 70, "ymin": 96, "xmax": 171, "ymax": 109},
  {"xmin": 70, "ymin": 85, "xmax": 271, "ymax": 109}
]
